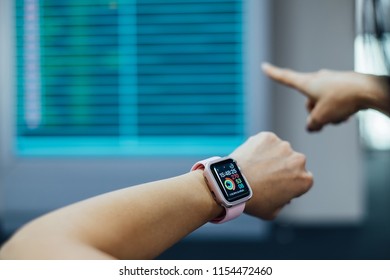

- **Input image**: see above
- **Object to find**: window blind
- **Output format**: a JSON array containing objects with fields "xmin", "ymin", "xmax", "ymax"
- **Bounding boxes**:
[{"xmin": 15, "ymin": 0, "xmax": 245, "ymax": 155}]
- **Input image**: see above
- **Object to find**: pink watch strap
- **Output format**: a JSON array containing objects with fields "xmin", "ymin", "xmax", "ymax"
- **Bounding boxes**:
[
  {"xmin": 191, "ymin": 157, "xmax": 245, "ymax": 224},
  {"xmin": 191, "ymin": 156, "xmax": 221, "ymax": 171},
  {"xmin": 211, "ymin": 203, "xmax": 245, "ymax": 224}
]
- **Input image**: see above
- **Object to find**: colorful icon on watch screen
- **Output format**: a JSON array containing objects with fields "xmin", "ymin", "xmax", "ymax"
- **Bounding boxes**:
[{"xmin": 224, "ymin": 178, "xmax": 236, "ymax": 191}]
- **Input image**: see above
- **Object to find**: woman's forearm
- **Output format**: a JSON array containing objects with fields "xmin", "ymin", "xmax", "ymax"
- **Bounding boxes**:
[
  {"xmin": 359, "ymin": 75, "xmax": 390, "ymax": 116},
  {"xmin": 0, "ymin": 170, "xmax": 222, "ymax": 260}
]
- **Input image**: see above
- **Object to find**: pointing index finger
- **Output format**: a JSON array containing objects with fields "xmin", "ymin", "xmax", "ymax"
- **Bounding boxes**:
[{"xmin": 261, "ymin": 63, "xmax": 313, "ymax": 98}]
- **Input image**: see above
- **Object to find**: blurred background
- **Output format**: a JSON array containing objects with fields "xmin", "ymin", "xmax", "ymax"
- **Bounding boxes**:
[{"xmin": 0, "ymin": 0, "xmax": 389, "ymax": 259}]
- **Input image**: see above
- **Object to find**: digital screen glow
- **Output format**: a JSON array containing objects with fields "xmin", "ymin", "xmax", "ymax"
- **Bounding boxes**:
[{"xmin": 211, "ymin": 158, "xmax": 251, "ymax": 203}]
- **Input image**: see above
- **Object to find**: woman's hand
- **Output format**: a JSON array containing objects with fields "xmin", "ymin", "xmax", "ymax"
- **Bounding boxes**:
[
  {"xmin": 262, "ymin": 63, "xmax": 390, "ymax": 131},
  {"xmin": 230, "ymin": 132, "xmax": 313, "ymax": 220}
]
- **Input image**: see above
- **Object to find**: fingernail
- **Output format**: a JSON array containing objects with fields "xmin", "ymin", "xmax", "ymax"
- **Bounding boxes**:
[
  {"xmin": 306, "ymin": 116, "xmax": 320, "ymax": 132},
  {"xmin": 306, "ymin": 115, "xmax": 312, "ymax": 126}
]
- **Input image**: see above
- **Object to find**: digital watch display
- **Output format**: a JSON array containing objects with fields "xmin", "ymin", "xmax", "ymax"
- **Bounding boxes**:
[
  {"xmin": 210, "ymin": 158, "xmax": 251, "ymax": 203},
  {"xmin": 191, "ymin": 156, "xmax": 252, "ymax": 223}
]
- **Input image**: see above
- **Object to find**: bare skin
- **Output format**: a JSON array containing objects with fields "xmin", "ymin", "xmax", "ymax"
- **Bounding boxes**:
[
  {"xmin": 262, "ymin": 63, "xmax": 390, "ymax": 132},
  {"xmin": 0, "ymin": 132, "xmax": 313, "ymax": 260}
]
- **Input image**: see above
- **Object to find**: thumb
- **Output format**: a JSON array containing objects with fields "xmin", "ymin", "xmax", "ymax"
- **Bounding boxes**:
[{"xmin": 306, "ymin": 102, "xmax": 328, "ymax": 132}]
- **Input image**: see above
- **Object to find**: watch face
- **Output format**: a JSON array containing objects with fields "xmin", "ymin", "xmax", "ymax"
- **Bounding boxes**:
[{"xmin": 210, "ymin": 158, "xmax": 251, "ymax": 203}]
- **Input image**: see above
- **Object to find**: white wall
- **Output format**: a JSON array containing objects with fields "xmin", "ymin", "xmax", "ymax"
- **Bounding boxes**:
[{"xmin": 271, "ymin": 0, "xmax": 365, "ymax": 224}]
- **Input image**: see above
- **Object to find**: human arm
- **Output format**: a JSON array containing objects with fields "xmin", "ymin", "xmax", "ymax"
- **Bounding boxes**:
[
  {"xmin": 0, "ymin": 171, "xmax": 220, "ymax": 260},
  {"xmin": 0, "ymin": 132, "xmax": 313, "ymax": 260},
  {"xmin": 262, "ymin": 63, "xmax": 390, "ymax": 131}
]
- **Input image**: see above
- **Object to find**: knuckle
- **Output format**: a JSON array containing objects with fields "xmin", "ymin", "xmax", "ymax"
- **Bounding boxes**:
[
  {"xmin": 265, "ymin": 131, "xmax": 277, "ymax": 139},
  {"xmin": 295, "ymin": 152, "xmax": 307, "ymax": 166},
  {"xmin": 247, "ymin": 132, "xmax": 262, "ymax": 143},
  {"xmin": 307, "ymin": 174, "xmax": 314, "ymax": 188},
  {"xmin": 281, "ymin": 141, "xmax": 292, "ymax": 152},
  {"xmin": 288, "ymin": 152, "xmax": 306, "ymax": 169},
  {"xmin": 260, "ymin": 131, "xmax": 279, "ymax": 142},
  {"xmin": 300, "ymin": 172, "xmax": 314, "ymax": 193}
]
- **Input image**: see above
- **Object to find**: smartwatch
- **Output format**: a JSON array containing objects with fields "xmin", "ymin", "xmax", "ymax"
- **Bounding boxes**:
[{"xmin": 191, "ymin": 157, "xmax": 253, "ymax": 223}]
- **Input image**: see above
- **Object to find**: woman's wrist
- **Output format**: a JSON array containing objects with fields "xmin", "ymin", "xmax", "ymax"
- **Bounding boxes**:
[
  {"xmin": 358, "ymin": 74, "xmax": 390, "ymax": 115},
  {"xmin": 186, "ymin": 169, "xmax": 224, "ymax": 222}
]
